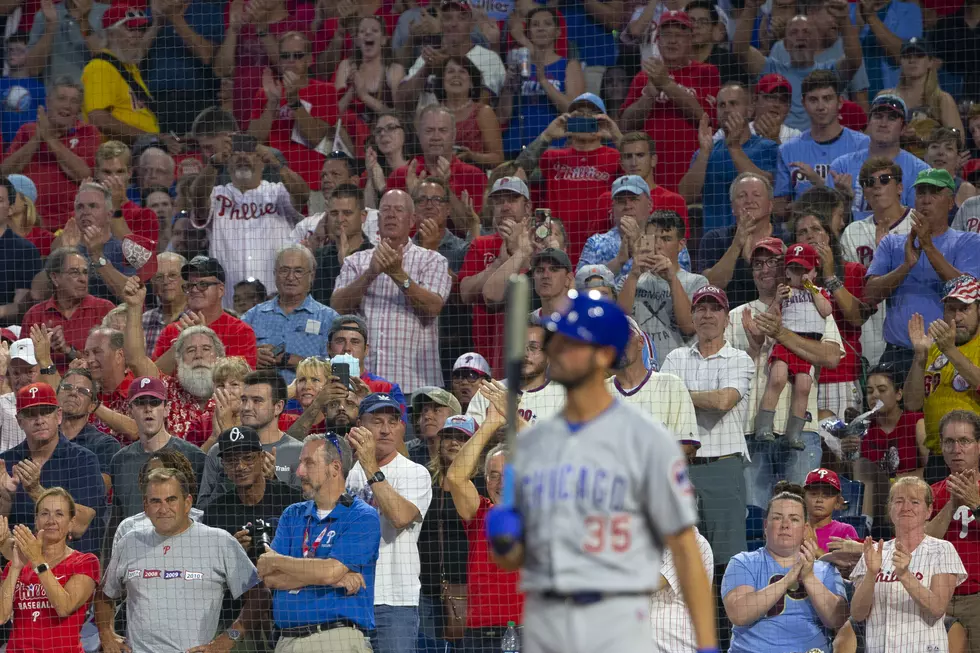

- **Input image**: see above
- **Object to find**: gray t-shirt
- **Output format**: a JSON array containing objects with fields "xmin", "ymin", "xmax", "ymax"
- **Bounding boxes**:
[
  {"xmin": 28, "ymin": 2, "xmax": 109, "ymax": 85},
  {"xmin": 102, "ymin": 521, "xmax": 258, "ymax": 653},
  {"xmin": 109, "ymin": 437, "xmax": 207, "ymax": 519},
  {"xmin": 198, "ymin": 433, "xmax": 302, "ymax": 507},
  {"xmin": 769, "ymin": 36, "xmax": 870, "ymax": 99},
  {"xmin": 628, "ymin": 268, "xmax": 708, "ymax": 364},
  {"xmin": 515, "ymin": 400, "xmax": 698, "ymax": 593},
  {"xmin": 952, "ymin": 196, "xmax": 980, "ymax": 234}
]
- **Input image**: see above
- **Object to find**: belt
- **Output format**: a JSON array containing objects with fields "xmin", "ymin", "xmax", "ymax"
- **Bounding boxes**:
[
  {"xmin": 277, "ymin": 620, "xmax": 365, "ymax": 639},
  {"xmin": 690, "ymin": 453, "xmax": 742, "ymax": 466},
  {"xmin": 540, "ymin": 591, "xmax": 647, "ymax": 605}
]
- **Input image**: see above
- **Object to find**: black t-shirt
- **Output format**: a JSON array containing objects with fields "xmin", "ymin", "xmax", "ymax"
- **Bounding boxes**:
[
  {"xmin": 202, "ymin": 479, "xmax": 304, "ymax": 540},
  {"xmin": 311, "ymin": 235, "xmax": 374, "ymax": 306},
  {"xmin": 707, "ymin": 45, "xmax": 751, "ymax": 87},
  {"xmin": 417, "ymin": 476, "xmax": 487, "ymax": 595},
  {"xmin": 0, "ymin": 228, "xmax": 41, "ymax": 306}
]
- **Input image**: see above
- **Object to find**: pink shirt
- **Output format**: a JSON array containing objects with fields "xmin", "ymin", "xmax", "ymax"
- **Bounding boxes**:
[{"xmin": 815, "ymin": 520, "xmax": 860, "ymax": 552}]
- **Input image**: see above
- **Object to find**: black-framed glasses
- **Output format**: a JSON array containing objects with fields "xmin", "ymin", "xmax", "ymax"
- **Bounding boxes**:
[
  {"xmin": 751, "ymin": 258, "xmax": 781, "ymax": 270},
  {"xmin": 860, "ymin": 174, "xmax": 900, "ymax": 188},
  {"xmin": 452, "ymin": 370, "xmax": 486, "ymax": 382},
  {"xmin": 182, "ymin": 280, "xmax": 222, "ymax": 293},
  {"xmin": 279, "ymin": 51, "xmax": 307, "ymax": 61},
  {"xmin": 59, "ymin": 383, "xmax": 94, "ymax": 399},
  {"xmin": 416, "ymin": 196, "xmax": 449, "ymax": 206}
]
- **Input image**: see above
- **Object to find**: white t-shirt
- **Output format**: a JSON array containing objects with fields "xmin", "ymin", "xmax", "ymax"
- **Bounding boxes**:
[
  {"xmin": 346, "ymin": 453, "xmax": 432, "ymax": 606},
  {"xmin": 407, "ymin": 45, "xmax": 505, "ymax": 111},
  {"xmin": 465, "ymin": 379, "xmax": 566, "ymax": 427},
  {"xmin": 781, "ymin": 287, "xmax": 828, "ymax": 334},
  {"xmin": 651, "ymin": 527, "xmax": 714, "ymax": 653},
  {"xmin": 851, "ymin": 536, "xmax": 966, "ymax": 653},
  {"xmin": 604, "ymin": 371, "xmax": 700, "ymax": 447},
  {"xmin": 661, "ymin": 343, "xmax": 755, "ymax": 458},
  {"xmin": 725, "ymin": 299, "xmax": 844, "ymax": 435},
  {"xmin": 840, "ymin": 209, "xmax": 912, "ymax": 367},
  {"xmin": 0, "ymin": 392, "xmax": 24, "ymax": 453},
  {"xmin": 208, "ymin": 180, "xmax": 300, "ymax": 309},
  {"xmin": 289, "ymin": 210, "xmax": 381, "ymax": 247}
]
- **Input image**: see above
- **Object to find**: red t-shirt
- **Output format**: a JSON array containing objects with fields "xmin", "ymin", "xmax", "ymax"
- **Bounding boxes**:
[
  {"xmin": 21, "ymin": 295, "xmax": 115, "ymax": 371},
  {"xmin": 458, "ymin": 234, "xmax": 505, "ymax": 377},
  {"xmin": 862, "ymin": 411, "xmax": 924, "ymax": 474},
  {"xmin": 819, "ymin": 261, "xmax": 866, "ymax": 384},
  {"xmin": 538, "ymin": 145, "xmax": 622, "ymax": 261},
  {"xmin": 594, "ymin": 185, "xmax": 691, "ymax": 238},
  {"xmin": 250, "ymin": 80, "xmax": 340, "ymax": 190},
  {"xmin": 122, "ymin": 201, "xmax": 160, "ymax": 246},
  {"xmin": 22, "ymin": 227, "xmax": 55, "ymax": 258},
  {"xmin": 387, "ymin": 156, "xmax": 487, "ymax": 217},
  {"xmin": 91, "ymin": 373, "xmax": 134, "ymax": 441},
  {"xmin": 8, "ymin": 122, "xmax": 101, "ymax": 231},
  {"xmin": 464, "ymin": 497, "xmax": 524, "ymax": 628},
  {"xmin": 932, "ymin": 477, "xmax": 980, "ymax": 595},
  {"xmin": 2, "ymin": 551, "xmax": 100, "ymax": 653},
  {"xmin": 622, "ymin": 61, "xmax": 720, "ymax": 192},
  {"xmin": 152, "ymin": 312, "xmax": 258, "ymax": 369}
]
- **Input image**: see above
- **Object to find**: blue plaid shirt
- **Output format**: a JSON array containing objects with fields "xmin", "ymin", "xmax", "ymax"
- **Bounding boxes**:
[
  {"xmin": 242, "ymin": 294, "xmax": 339, "ymax": 383},
  {"xmin": 577, "ymin": 227, "xmax": 692, "ymax": 286}
]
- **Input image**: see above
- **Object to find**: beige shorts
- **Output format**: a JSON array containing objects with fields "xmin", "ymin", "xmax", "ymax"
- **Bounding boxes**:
[{"xmin": 275, "ymin": 627, "xmax": 372, "ymax": 653}]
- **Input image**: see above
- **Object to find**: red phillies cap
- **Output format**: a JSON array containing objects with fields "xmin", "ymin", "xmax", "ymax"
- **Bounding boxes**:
[
  {"xmin": 127, "ymin": 376, "xmax": 167, "ymax": 404},
  {"xmin": 786, "ymin": 243, "xmax": 819, "ymax": 271},
  {"xmin": 752, "ymin": 237, "xmax": 786, "ymax": 257},
  {"xmin": 122, "ymin": 234, "xmax": 158, "ymax": 283},
  {"xmin": 102, "ymin": 5, "xmax": 149, "ymax": 30},
  {"xmin": 804, "ymin": 468, "xmax": 841, "ymax": 491},
  {"xmin": 691, "ymin": 285, "xmax": 729, "ymax": 311},
  {"xmin": 16, "ymin": 382, "xmax": 58, "ymax": 414},
  {"xmin": 755, "ymin": 73, "xmax": 792, "ymax": 95},
  {"xmin": 839, "ymin": 99, "xmax": 868, "ymax": 132},
  {"xmin": 659, "ymin": 9, "xmax": 693, "ymax": 29}
]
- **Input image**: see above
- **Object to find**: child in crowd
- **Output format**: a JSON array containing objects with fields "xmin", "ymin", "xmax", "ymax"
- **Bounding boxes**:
[
  {"xmin": 755, "ymin": 243, "xmax": 833, "ymax": 449},
  {"xmin": 775, "ymin": 468, "xmax": 860, "ymax": 555}
]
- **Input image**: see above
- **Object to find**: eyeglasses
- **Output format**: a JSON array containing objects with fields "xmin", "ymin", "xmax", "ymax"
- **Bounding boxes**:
[
  {"xmin": 279, "ymin": 51, "xmax": 306, "ymax": 61},
  {"xmin": 182, "ymin": 280, "xmax": 222, "ymax": 293},
  {"xmin": 751, "ymin": 258, "xmax": 781, "ymax": 270},
  {"xmin": 452, "ymin": 370, "xmax": 486, "ymax": 382},
  {"xmin": 152, "ymin": 272, "xmax": 181, "ymax": 284},
  {"xmin": 221, "ymin": 453, "xmax": 260, "ymax": 469},
  {"xmin": 526, "ymin": 343, "xmax": 543, "ymax": 353},
  {"xmin": 860, "ymin": 174, "xmax": 899, "ymax": 188},
  {"xmin": 374, "ymin": 124, "xmax": 403, "ymax": 135},
  {"xmin": 416, "ymin": 196, "xmax": 449, "ymax": 205},
  {"xmin": 942, "ymin": 437, "xmax": 978, "ymax": 451},
  {"xmin": 59, "ymin": 383, "xmax": 93, "ymax": 399},
  {"xmin": 276, "ymin": 267, "xmax": 311, "ymax": 278}
]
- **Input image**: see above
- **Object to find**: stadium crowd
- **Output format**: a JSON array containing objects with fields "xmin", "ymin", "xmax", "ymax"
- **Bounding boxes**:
[{"xmin": 2, "ymin": 0, "xmax": 980, "ymax": 650}]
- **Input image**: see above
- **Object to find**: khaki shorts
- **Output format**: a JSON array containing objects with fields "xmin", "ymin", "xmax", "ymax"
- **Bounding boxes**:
[{"xmin": 274, "ymin": 627, "xmax": 373, "ymax": 653}]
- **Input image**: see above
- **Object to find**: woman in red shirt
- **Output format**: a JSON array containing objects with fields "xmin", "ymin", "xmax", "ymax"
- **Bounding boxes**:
[
  {"xmin": 436, "ymin": 57, "xmax": 504, "ymax": 169},
  {"xmin": 0, "ymin": 487, "xmax": 100, "ymax": 653}
]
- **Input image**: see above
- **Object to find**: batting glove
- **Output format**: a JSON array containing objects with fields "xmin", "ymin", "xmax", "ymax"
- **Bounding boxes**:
[{"xmin": 485, "ymin": 505, "xmax": 523, "ymax": 556}]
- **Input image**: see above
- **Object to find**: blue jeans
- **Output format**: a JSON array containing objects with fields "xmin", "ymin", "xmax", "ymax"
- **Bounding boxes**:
[
  {"xmin": 417, "ymin": 594, "xmax": 443, "ymax": 642},
  {"xmin": 744, "ymin": 431, "xmax": 822, "ymax": 508},
  {"xmin": 372, "ymin": 605, "xmax": 420, "ymax": 653}
]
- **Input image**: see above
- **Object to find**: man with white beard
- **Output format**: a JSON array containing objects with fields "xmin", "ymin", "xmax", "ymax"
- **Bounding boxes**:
[
  {"xmin": 200, "ymin": 133, "xmax": 303, "ymax": 309},
  {"xmin": 122, "ymin": 277, "xmax": 223, "ymax": 441}
]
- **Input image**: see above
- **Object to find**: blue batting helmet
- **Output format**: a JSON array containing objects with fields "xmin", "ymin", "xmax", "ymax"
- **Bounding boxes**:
[{"xmin": 541, "ymin": 290, "xmax": 630, "ymax": 364}]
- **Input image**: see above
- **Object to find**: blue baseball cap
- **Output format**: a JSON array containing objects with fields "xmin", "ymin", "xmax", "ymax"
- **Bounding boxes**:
[
  {"xmin": 6, "ymin": 175, "xmax": 36, "ymax": 203},
  {"xmin": 611, "ymin": 175, "xmax": 651, "ymax": 198},
  {"xmin": 439, "ymin": 415, "xmax": 478, "ymax": 439},
  {"xmin": 569, "ymin": 92, "xmax": 606, "ymax": 115},
  {"xmin": 358, "ymin": 392, "xmax": 405, "ymax": 421}
]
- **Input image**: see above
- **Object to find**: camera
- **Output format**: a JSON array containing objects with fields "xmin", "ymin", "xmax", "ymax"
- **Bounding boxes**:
[{"xmin": 244, "ymin": 519, "xmax": 277, "ymax": 560}]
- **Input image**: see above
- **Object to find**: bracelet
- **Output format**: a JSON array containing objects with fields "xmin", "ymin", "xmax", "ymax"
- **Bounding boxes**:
[
  {"xmin": 288, "ymin": 99, "xmax": 302, "ymax": 111},
  {"xmin": 824, "ymin": 275, "xmax": 844, "ymax": 293}
]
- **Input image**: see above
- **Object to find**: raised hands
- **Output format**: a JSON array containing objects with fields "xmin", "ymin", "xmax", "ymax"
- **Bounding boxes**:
[
  {"xmin": 862, "ymin": 536, "xmax": 884, "ymax": 576},
  {"xmin": 907, "ymin": 313, "xmax": 934, "ymax": 357}
]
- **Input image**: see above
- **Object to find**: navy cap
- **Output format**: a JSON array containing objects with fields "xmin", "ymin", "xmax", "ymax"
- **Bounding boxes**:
[{"xmin": 358, "ymin": 392, "xmax": 405, "ymax": 421}]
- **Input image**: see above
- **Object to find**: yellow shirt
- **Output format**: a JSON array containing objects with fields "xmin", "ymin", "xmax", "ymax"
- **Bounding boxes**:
[
  {"xmin": 81, "ymin": 55, "xmax": 159, "ymax": 135},
  {"xmin": 923, "ymin": 334, "xmax": 980, "ymax": 453}
]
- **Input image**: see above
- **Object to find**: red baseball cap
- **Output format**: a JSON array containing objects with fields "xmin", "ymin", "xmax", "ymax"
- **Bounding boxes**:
[
  {"xmin": 122, "ymin": 234, "xmax": 158, "ymax": 284},
  {"xmin": 755, "ymin": 73, "xmax": 792, "ymax": 95},
  {"xmin": 752, "ymin": 237, "xmax": 786, "ymax": 257},
  {"xmin": 102, "ymin": 5, "xmax": 149, "ymax": 30},
  {"xmin": 659, "ymin": 9, "xmax": 693, "ymax": 29},
  {"xmin": 839, "ymin": 99, "xmax": 868, "ymax": 132},
  {"xmin": 16, "ymin": 382, "xmax": 58, "ymax": 414},
  {"xmin": 691, "ymin": 285, "xmax": 729, "ymax": 311},
  {"xmin": 786, "ymin": 243, "xmax": 819, "ymax": 271},
  {"xmin": 804, "ymin": 468, "xmax": 841, "ymax": 492},
  {"xmin": 127, "ymin": 376, "xmax": 167, "ymax": 404}
]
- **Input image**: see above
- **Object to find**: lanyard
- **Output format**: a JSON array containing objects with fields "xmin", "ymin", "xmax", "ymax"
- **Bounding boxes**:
[{"xmin": 301, "ymin": 519, "xmax": 331, "ymax": 559}]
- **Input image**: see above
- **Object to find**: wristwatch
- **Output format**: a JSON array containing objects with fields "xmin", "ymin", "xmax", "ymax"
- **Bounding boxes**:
[
  {"xmin": 92, "ymin": 256, "xmax": 107, "ymax": 269},
  {"xmin": 225, "ymin": 628, "xmax": 243, "ymax": 642},
  {"xmin": 367, "ymin": 471, "xmax": 386, "ymax": 486},
  {"xmin": 39, "ymin": 365, "xmax": 57, "ymax": 375},
  {"xmin": 34, "ymin": 563, "xmax": 48, "ymax": 575},
  {"xmin": 401, "ymin": 276, "xmax": 411, "ymax": 290}
]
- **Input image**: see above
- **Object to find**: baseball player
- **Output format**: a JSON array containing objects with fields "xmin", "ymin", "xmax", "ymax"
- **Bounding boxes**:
[{"xmin": 485, "ymin": 290, "xmax": 718, "ymax": 653}]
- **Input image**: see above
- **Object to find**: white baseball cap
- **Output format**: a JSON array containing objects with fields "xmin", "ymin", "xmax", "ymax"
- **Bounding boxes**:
[
  {"xmin": 452, "ymin": 352, "xmax": 491, "ymax": 377},
  {"xmin": 9, "ymin": 339, "xmax": 37, "ymax": 366}
]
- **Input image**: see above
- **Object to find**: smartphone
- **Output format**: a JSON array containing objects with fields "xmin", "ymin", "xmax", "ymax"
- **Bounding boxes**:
[
  {"xmin": 566, "ymin": 116, "xmax": 598, "ymax": 134},
  {"xmin": 270, "ymin": 344, "xmax": 285, "ymax": 360},
  {"xmin": 333, "ymin": 362, "xmax": 351, "ymax": 390},
  {"xmin": 639, "ymin": 234, "xmax": 656, "ymax": 252},
  {"xmin": 533, "ymin": 208, "xmax": 552, "ymax": 241}
]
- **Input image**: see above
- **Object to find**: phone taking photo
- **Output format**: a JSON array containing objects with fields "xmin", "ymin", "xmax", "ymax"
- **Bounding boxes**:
[
  {"xmin": 566, "ymin": 116, "xmax": 598, "ymax": 134},
  {"xmin": 333, "ymin": 363, "xmax": 351, "ymax": 390}
]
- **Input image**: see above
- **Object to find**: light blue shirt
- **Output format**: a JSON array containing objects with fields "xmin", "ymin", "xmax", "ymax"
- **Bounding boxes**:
[
  {"xmin": 776, "ymin": 128, "xmax": 870, "ymax": 201},
  {"xmin": 762, "ymin": 58, "xmax": 838, "ymax": 130},
  {"xmin": 850, "ymin": 0, "xmax": 922, "ymax": 95},
  {"xmin": 242, "ymin": 295, "xmax": 339, "ymax": 383},
  {"xmin": 829, "ymin": 148, "xmax": 929, "ymax": 221},
  {"xmin": 693, "ymin": 134, "xmax": 779, "ymax": 231},
  {"xmin": 722, "ymin": 547, "xmax": 846, "ymax": 653},
  {"xmin": 769, "ymin": 36, "xmax": 870, "ymax": 98},
  {"xmin": 867, "ymin": 228, "xmax": 980, "ymax": 348}
]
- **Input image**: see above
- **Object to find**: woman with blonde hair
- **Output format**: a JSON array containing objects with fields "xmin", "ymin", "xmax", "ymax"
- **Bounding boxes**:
[
  {"xmin": 9, "ymin": 191, "xmax": 54, "ymax": 257},
  {"xmin": 0, "ymin": 487, "xmax": 100, "ymax": 652},
  {"xmin": 279, "ymin": 355, "xmax": 331, "ymax": 433}
]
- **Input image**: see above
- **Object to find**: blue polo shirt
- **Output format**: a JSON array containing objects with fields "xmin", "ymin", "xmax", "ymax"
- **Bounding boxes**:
[
  {"xmin": 0, "ymin": 434, "xmax": 106, "ymax": 555},
  {"xmin": 242, "ymin": 295, "xmax": 339, "ymax": 383},
  {"xmin": 692, "ymin": 134, "xmax": 779, "ymax": 231},
  {"xmin": 270, "ymin": 496, "xmax": 381, "ymax": 630}
]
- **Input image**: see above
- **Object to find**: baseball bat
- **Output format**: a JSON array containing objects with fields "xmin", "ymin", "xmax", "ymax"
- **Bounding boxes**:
[{"xmin": 501, "ymin": 274, "xmax": 530, "ymax": 508}]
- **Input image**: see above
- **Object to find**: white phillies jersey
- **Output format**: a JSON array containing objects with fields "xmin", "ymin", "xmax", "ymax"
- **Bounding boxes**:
[
  {"xmin": 651, "ymin": 527, "xmax": 714, "ymax": 653},
  {"xmin": 466, "ymin": 379, "xmax": 566, "ymax": 427},
  {"xmin": 781, "ymin": 287, "xmax": 828, "ymax": 334},
  {"xmin": 209, "ymin": 180, "xmax": 300, "ymax": 309}
]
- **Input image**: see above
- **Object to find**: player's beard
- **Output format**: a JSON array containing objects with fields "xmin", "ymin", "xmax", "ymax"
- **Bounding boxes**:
[{"xmin": 177, "ymin": 362, "xmax": 215, "ymax": 399}]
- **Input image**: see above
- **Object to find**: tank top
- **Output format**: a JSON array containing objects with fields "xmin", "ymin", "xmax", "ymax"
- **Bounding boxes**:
[{"xmin": 502, "ymin": 58, "xmax": 570, "ymax": 156}]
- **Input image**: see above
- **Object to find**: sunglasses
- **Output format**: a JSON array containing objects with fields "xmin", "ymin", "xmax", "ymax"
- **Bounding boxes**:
[
  {"xmin": 131, "ymin": 397, "xmax": 164, "ymax": 408},
  {"xmin": 452, "ymin": 370, "xmax": 486, "ymax": 382},
  {"xmin": 860, "ymin": 174, "xmax": 899, "ymax": 188}
]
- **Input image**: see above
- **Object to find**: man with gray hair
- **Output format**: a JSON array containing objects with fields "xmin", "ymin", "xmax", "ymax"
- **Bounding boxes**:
[
  {"xmin": 134, "ymin": 146, "xmax": 175, "ymax": 201},
  {"xmin": 141, "ymin": 252, "xmax": 187, "ymax": 355},
  {"xmin": 699, "ymin": 171, "xmax": 783, "ymax": 309},
  {"xmin": 242, "ymin": 243, "xmax": 338, "ymax": 384},
  {"xmin": 81, "ymin": 325, "xmax": 136, "ymax": 441},
  {"xmin": 1, "ymin": 76, "xmax": 99, "ymax": 226}
]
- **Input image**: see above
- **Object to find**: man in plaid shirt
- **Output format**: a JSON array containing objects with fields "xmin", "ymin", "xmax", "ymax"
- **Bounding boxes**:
[
  {"xmin": 332, "ymin": 190, "xmax": 452, "ymax": 394},
  {"xmin": 141, "ymin": 253, "xmax": 187, "ymax": 355}
]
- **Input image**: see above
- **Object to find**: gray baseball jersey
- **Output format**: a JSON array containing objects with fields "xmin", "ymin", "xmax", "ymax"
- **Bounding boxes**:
[
  {"xmin": 515, "ymin": 400, "xmax": 698, "ymax": 593},
  {"xmin": 102, "ymin": 521, "xmax": 258, "ymax": 653}
]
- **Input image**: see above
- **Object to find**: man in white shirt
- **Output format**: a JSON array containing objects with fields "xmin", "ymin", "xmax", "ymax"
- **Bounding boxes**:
[
  {"xmin": 650, "ymin": 527, "xmax": 714, "ymax": 653},
  {"xmin": 606, "ymin": 317, "xmax": 700, "ymax": 449},
  {"xmin": 346, "ymin": 393, "xmax": 432, "ymax": 653},
  {"xmin": 661, "ymin": 285, "xmax": 754, "ymax": 569},
  {"xmin": 724, "ymin": 238, "xmax": 845, "ymax": 507},
  {"xmin": 466, "ymin": 319, "xmax": 565, "ymax": 426},
  {"xmin": 332, "ymin": 189, "xmax": 452, "ymax": 394},
  {"xmin": 0, "ymin": 338, "xmax": 38, "ymax": 452}
]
